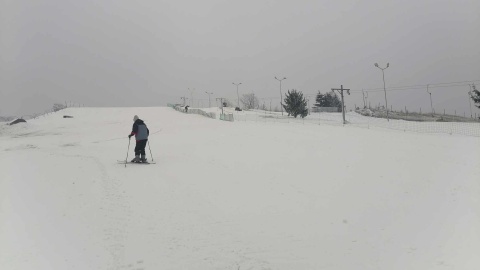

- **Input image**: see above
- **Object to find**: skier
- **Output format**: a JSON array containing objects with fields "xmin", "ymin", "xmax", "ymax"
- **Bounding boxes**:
[{"xmin": 128, "ymin": 115, "xmax": 149, "ymax": 163}]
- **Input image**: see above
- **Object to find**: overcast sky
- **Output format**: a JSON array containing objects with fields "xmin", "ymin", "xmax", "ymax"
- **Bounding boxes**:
[{"xmin": 1, "ymin": 0, "xmax": 479, "ymax": 116}]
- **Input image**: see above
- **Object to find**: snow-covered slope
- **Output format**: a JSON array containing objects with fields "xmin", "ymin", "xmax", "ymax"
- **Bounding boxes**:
[{"xmin": 1, "ymin": 107, "xmax": 479, "ymax": 270}]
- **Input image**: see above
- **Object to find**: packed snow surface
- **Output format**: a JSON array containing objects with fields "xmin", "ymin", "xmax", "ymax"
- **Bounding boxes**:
[{"xmin": 1, "ymin": 107, "xmax": 479, "ymax": 270}]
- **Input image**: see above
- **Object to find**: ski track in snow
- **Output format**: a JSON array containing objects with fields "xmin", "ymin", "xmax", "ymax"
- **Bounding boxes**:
[{"xmin": 1, "ymin": 107, "xmax": 480, "ymax": 270}]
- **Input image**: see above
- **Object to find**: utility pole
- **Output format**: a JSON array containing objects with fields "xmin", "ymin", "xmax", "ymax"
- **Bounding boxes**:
[
  {"xmin": 427, "ymin": 84, "xmax": 434, "ymax": 116},
  {"xmin": 374, "ymin": 62, "xmax": 390, "ymax": 121},
  {"xmin": 180, "ymin": 96, "xmax": 188, "ymax": 106},
  {"xmin": 331, "ymin": 85, "xmax": 350, "ymax": 124},
  {"xmin": 205, "ymin": 92, "xmax": 213, "ymax": 108},
  {"xmin": 274, "ymin": 76, "xmax": 287, "ymax": 115},
  {"xmin": 232, "ymin": 82, "xmax": 242, "ymax": 108}
]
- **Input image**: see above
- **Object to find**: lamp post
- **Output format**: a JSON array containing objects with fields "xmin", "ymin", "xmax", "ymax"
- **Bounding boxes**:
[
  {"xmin": 362, "ymin": 89, "xmax": 366, "ymax": 108},
  {"xmin": 205, "ymin": 91, "xmax": 213, "ymax": 108},
  {"xmin": 468, "ymin": 84, "xmax": 473, "ymax": 118},
  {"xmin": 365, "ymin": 91, "xmax": 369, "ymax": 109},
  {"xmin": 374, "ymin": 62, "xmax": 390, "ymax": 121},
  {"xmin": 274, "ymin": 76, "xmax": 287, "ymax": 115},
  {"xmin": 306, "ymin": 98, "xmax": 310, "ymax": 115},
  {"xmin": 188, "ymin": 88, "xmax": 195, "ymax": 106},
  {"xmin": 232, "ymin": 82, "xmax": 242, "ymax": 108},
  {"xmin": 426, "ymin": 84, "xmax": 434, "ymax": 116}
]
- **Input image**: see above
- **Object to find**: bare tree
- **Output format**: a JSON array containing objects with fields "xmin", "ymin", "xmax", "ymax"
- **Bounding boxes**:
[{"xmin": 240, "ymin": 93, "xmax": 259, "ymax": 110}]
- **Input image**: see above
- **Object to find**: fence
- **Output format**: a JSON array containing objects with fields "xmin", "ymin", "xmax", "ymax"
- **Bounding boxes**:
[
  {"xmin": 311, "ymin": 107, "xmax": 340, "ymax": 113},
  {"xmin": 230, "ymin": 109, "xmax": 480, "ymax": 137},
  {"xmin": 0, "ymin": 101, "xmax": 88, "ymax": 123},
  {"xmin": 168, "ymin": 104, "xmax": 216, "ymax": 119}
]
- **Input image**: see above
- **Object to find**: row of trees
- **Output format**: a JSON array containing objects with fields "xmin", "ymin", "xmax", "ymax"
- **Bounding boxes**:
[
  {"xmin": 235, "ymin": 90, "xmax": 342, "ymax": 118},
  {"xmin": 235, "ymin": 84, "xmax": 480, "ymax": 119},
  {"xmin": 0, "ymin": 103, "xmax": 68, "ymax": 122},
  {"xmin": 283, "ymin": 90, "xmax": 343, "ymax": 118}
]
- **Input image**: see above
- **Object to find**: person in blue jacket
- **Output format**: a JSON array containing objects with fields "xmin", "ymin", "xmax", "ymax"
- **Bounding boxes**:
[{"xmin": 128, "ymin": 115, "xmax": 149, "ymax": 163}]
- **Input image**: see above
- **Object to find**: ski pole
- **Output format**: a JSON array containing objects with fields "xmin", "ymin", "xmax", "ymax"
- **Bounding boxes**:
[
  {"xmin": 125, "ymin": 138, "xmax": 131, "ymax": 168},
  {"xmin": 148, "ymin": 140, "xmax": 154, "ymax": 162}
]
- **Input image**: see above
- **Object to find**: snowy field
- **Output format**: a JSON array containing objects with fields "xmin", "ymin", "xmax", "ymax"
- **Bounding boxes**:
[{"xmin": 1, "ymin": 106, "xmax": 479, "ymax": 270}]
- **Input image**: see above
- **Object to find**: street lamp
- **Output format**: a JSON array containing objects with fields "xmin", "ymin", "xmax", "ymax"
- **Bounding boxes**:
[
  {"xmin": 232, "ymin": 82, "xmax": 242, "ymax": 108},
  {"xmin": 306, "ymin": 98, "xmax": 310, "ymax": 115},
  {"xmin": 205, "ymin": 91, "xmax": 213, "ymax": 108},
  {"xmin": 374, "ymin": 62, "xmax": 390, "ymax": 121},
  {"xmin": 188, "ymin": 88, "xmax": 195, "ymax": 106},
  {"xmin": 426, "ymin": 84, "xmax": 434, "ymax": 116},
  {"xmin": 365, "ymin": 91, "xmax": 369, "ymax": 108},
  {"xmin": 274, "ymin": 76, "xmax": 287, "ymax": 115},
  {"xmin": 468, "ymin": 84, "xmax": 473, "ymax": 118},
  {"xmin": 362, "ymin": 89, "xmax": 366, "ymax": 108}
]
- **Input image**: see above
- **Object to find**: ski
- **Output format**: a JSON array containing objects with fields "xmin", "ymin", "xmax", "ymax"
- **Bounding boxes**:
[{"xmin": 117, "ymin": 160, "xmax": 156, "ymax": 165}]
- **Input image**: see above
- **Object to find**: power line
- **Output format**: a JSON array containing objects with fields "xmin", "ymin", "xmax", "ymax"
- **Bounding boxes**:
[
  {"xmin": 182, "ymin": 80, "xmax": 480, "ymax": 102},
  {"xmin": 351, "ymin": 80, "xmax": 480, "ymax": 93}
]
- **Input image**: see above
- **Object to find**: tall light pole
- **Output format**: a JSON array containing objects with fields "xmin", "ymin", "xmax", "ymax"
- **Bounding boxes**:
[
  {"xmin": 426, "ymin": 84, "xmax": 434, "ymax": 116},
  {"xmin": 188, "ymin": 88, "xmax": 195, "ymax": 106},
  {"xmin": 374, "ymin": 62, "xmax": 390, "ymax": 121},
  {"xmin": 232, "ymin": 82, "xmax": 242, "ymax": 108},
  {"xmin": 205, "ymin": 91, "xmax": 213, "ymax": 108},
  {"xmin": 362, "ymin": 89, "xmax": 366, "ymax": 108},
  {"xmin": 306, "ymin": 98, "xmax": 310, "ymax": 115},
  {"xmin": 274, "ymin": 76, "xmax": 287, "ymax": 115},
  {"xmin": 365, "ymin": 91, "xmax": 369, "ymax": 108},
  {"xmin": 468, "ymin": 84, "xmax": 473, "ymax": 118}
]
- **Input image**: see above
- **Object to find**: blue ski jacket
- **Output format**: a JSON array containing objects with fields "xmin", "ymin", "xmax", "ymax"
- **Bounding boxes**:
[{"xmin": 130, "ymin": 119, "xmax": 149, "ymax": 141}]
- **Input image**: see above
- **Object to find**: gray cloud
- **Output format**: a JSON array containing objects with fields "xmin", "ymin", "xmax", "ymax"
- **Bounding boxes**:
[{"xmin": 1, "ymin": 0, "xmax": 479, "ymax": 116}]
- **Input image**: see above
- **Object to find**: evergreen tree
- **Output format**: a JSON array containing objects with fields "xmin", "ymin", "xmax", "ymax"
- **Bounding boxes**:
[
  {"xmin": 314, "ymin": 91, "xmax": 342, "ymax": 111},
  {"xmin": 283, "ymin": 89, "xmax": 308, "ymax": 118},
  {"xmin": 471, "ymin": 83, "xmax": 480, "ymax": 109}
]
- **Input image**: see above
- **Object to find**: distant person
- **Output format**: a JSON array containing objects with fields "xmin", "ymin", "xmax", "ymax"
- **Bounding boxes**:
[
  {"xmin": 128, "ymin": 115, "xmax": 149, "ymax": 163},
  {"xmin": 185, "ymin": 105, "xmax": 189, "ymax": 113}
]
